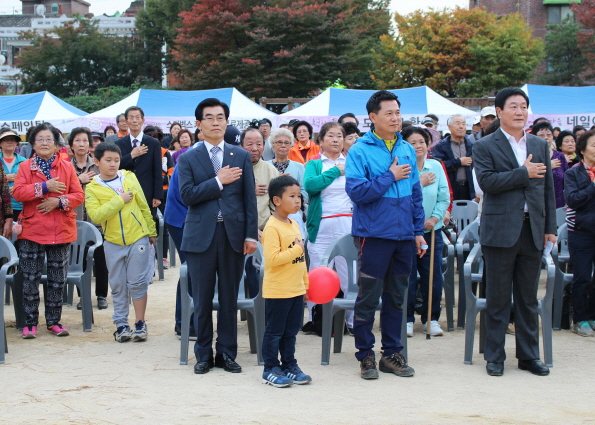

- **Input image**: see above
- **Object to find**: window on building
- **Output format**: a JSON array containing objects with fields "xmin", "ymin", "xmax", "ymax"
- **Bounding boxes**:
[
  {"xmin": 547, "ymin": 6, "xmax": 574, "ymax": 24},
  {"xmin": 51, "ymin": 3, "xmax": 58, "ymax": 13}
]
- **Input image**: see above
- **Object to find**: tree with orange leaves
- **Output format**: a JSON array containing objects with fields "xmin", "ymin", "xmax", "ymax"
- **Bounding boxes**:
[{"xmin": 372, "ymin": 7, "xmax": 543, "ymax": 97}]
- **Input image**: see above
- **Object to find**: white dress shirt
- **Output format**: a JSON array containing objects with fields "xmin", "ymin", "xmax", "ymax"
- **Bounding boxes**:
[
  {"xmin": 204, "ymin": 140, "xmax": 224, "ymax": 190},
  {"xmin": 500, "ymin": 127, "xmax": 528, "ymax": 212},
  {"xmin": 130, "ymin": 130, "xmax": 144, "ymax": 148}
]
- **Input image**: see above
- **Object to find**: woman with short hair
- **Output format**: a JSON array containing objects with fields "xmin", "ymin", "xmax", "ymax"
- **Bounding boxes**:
[
  {"xmin": 0, "ymin": 129, "xmax": 26, "ymax": 222},
  {"xmin": 403, "ymin": 126, "xmax": 450, "ymax": 337},
  {"xmin": 556, "ymin": 130, "xmax": 579, "ymax": 167},
  {"xmin": 13, "ymin": 123, "xmax": 85, "ymax": 339},
  {"xmin": 288, "ymin": 121, "xmax": 320, "ymax": 164},
  {"xmin": 267, "ymin": 128, "xmax": 307, "ymax": 201},
  {"xmin": 532, "ymin": 121, "xmax": 568, "ymax": 208}
]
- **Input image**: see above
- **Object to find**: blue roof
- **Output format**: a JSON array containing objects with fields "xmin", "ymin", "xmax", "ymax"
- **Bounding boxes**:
[
  {"xmin": 525, "ymin": 84, "xmax": 595, "ymax": 114},
  {"xmin": 0, "ymin": 92, "xmax": 86, "ymax": 120}
]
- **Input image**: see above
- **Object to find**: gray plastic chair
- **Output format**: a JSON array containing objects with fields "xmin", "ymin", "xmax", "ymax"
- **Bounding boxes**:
[
  {"xmin": 318, "ymin": 234, "xmax": 409, "ymax": 365},
  {"xmin": 179, "ymin": 245, "xmax": 265, "ymax": 366},
  {"xmin": 451, "ymin": 200, "xmax": 479, "ymax": 236},
  {"xmin": 156, "ymin": 210, "xmax": 165, "ymax": 281},
  {"xmin": 455, "ymin": 219, "xmax": 480, "ymax": 328},
  {"xmin": 463, "ymin": 244, "xmax": 556, "ymax": 367},
  {"xmin": 556, "ymin": 207, "xmax": 567, "ymax": 229},
  {"xmin": 552, "ymin": 225, "xmax": 572, "ymax": 330},
  {"xmin": 441, "ymin": 230, "xmax": 456, "ymax": 332},
  {"xmin": 169, "ymin": 235, "xmax": 177, "ymax": 268},
  {"xmin": 63, "ymin": 221, "xmax": 103, "ymax": 331},
  {"xmin": 0, "ymin": 236, "xmax": 19, "ymax": 364}
]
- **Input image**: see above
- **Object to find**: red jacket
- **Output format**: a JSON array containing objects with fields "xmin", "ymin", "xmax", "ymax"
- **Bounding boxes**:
[{"xmin": 13, "ymin": 156, "xmax": 84, "ymax": 245}]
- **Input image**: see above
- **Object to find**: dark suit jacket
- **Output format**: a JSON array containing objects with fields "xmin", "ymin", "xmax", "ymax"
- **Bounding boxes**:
[
  {"xmin": 177, "ymin": 142, "xmax": 258, "ymax": 254},
  {"xmin": 473, "ymin": 129, "xmax": 557, "ymax": 250},
  {"xmin": 115, "ymin": 134, "xmax": 164, "ymax": 204},
  {"xmin": 432, "ymin": 135, "xmax": 476, "ymax": 199}
]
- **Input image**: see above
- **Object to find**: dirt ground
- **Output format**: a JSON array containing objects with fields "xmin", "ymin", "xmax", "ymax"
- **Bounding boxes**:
[{"xmin": 1, "ymin": 257, "xmax": 595, "ymax": 425}]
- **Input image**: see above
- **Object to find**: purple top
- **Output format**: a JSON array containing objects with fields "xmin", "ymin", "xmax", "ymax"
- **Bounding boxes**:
[
  {"xmin": 551, "ymin": 150, "xmax": 568, "ymax": 209},
  {"xmin": 171, "ymin": 147, "xmax": 189, "ymax": 164}
]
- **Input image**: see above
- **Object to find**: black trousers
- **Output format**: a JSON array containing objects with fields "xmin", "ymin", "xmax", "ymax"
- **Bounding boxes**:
[
  {"xmin": 482, "ymin": 220, "xmax": 542, "ymax": 363},
  {"xmin": 187, "ymin": 222, "xmax": 244, "ymax": 362},
  {"xmin": 452, "ymin": 181, "xmax": 471, "ymax": 201}
]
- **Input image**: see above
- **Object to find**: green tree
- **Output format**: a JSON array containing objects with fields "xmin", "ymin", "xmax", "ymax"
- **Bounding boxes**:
[
  {"xmin": 372, "ymin": 8, "xmax": 543, "ymax": 97},
  {"xmin": 135, "ymin": 0, "xmax": 196, "ymax": 80},
  {"xmin": 538, "ymin": 17, "xmax": 586, "ymax": 86},
  {"xmin": 18, "ymin": 18, "xmax": 149, "ymax": 98}
]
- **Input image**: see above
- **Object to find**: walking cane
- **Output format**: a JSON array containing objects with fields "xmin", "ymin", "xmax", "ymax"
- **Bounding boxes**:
[{"xmin": 426, "ymin": 228, "xmax": 436, "ymax": 340}]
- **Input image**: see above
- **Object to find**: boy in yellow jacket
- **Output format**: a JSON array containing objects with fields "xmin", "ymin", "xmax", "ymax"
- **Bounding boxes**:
[
  {"xmin": 261, "ymin": 175, "xmax": 311, "ymax": 387},
  {"xmin": 85, "ymin": 142, "xmax": 157, "ymax": 343}
]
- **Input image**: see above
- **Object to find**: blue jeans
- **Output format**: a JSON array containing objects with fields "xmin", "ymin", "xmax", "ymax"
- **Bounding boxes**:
[
  {"xmin": 407, "ymin": 231, "xmax": 444, "ymax": 324},
  {"xmin": 167, "ymin": 223, "xmax": 193, "ymax": 326},
  {"xmin": 262, "ymin": 296, "xmax": 303, "ymax": 370},
  {"xmin": 568, "ymin": 229, "xmax": 595, "ymax": 323}
]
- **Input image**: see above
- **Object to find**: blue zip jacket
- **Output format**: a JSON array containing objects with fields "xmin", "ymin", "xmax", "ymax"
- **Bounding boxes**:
[{"xmin": 345, "ymin": 130, "xmax": 425, "ymax": 241}]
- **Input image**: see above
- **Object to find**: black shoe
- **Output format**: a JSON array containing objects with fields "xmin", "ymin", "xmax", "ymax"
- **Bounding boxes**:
[
  {"xmin": 215, "ymin": 352, "xmax": 242, "ymax": 373},
  {"xmin": 486, "ymin": 362, "xmax": 504, "ymax": 376},
  {"xmin": 301, "ymin": 321, "xmax": 316, "ymax": 335},
  {"xmin": 76, "ymin": 302, "xmax": 82, "ymax": 311},
  {"xmin": 194, "ymin": 359, "xmax": 214, "ymax": 374},
  {"xmin": 97, "ymin": 297, "xmax": 108, "ymax": 310},
  {"xmin": 518, "ymin": 359, "xmax": 549, "ymax": 376},
  {"xmin": 175, "ymin": 323, "xmax": 198, "ymax": 340}
]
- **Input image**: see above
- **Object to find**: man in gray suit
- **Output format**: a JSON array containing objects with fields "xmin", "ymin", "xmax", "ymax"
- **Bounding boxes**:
[
  {"xmin": 473, "ymin": 87, "xmax": 557, "ymax": 377},
  {"xmin": 177, "ymin": 98, "xmax": 258, "ymax": 375}
]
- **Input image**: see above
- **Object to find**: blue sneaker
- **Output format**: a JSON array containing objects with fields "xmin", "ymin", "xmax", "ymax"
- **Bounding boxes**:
[
  {"xmin": 262, "ymin": 367, "xmax": 293, "ymax": 388},
  {"xmin": 283, "ymin": 365, "xmax": 312, "ymax": 385},
  {"xmin": 133, "ymin": 320, "xmax": 148, "ymax": 342},
  {"xmin": 113, "ymin": 325, "xmax": 132, "ymax": 343}
]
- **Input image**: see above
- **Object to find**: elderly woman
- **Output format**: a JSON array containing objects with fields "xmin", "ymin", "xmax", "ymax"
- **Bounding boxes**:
[
  {"xmin": 564, "ymin": 130, "xmax": 595, "ymax": 337},
  {"xmin": 171, "ymin": 129, "xmax": 194, "ymax": 164},
  {"xmin": 68, "ymin": 127, "xmax": 109, "ymax": 310},
  {"xmin": 0, "ymin": 129, "xmax": 26, "ymax": 222},
  {"xmin": 303, "ymin": 122, "xmax": 352, "ymax": 332},
  {"xmin": 288, "ymin": 120, "xmax": 321, "ymax": 164},
  {"xmin": 13, "ymin": 123, "xmax": 85, "ymax": 339},
  {"xmin": 267, "ymin": 128, "xmax": 307, "ymax": 200},
  {"xmin": 104, "ymin": 126, "xmax": 117, "ymax": 138},
  {"xmin": 532, "ymin": 121, "xmax": 568, "ymax": 209},
  {"xmin": 402, "ymin": 127, "xmax": 450, "ymax": 336},
  {"xmin": 556, "ymin": 130, "xmax": 579, "ymax": 167},
  {"xmin": 403, "ymin": 127, "xmax": 450, "ymax": 337}
]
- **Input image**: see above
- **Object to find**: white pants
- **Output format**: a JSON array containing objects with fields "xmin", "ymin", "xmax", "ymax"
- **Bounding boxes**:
[{"xmin": 307, "ymin": 216, "xmax": 353, "ymax": 327}]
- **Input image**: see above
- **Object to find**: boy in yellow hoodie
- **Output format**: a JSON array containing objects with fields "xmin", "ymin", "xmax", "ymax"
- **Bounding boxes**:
[
  {"xmin": 261, "ymin": 175, "xmax": 311, "ymax": 387},
  {"xmin": 85, "ymin": 142, "xmax": 157, "ymax": 343}
]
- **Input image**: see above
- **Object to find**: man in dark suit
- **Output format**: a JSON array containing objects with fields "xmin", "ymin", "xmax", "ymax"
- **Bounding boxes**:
[
  {"xmin": 177, "ymin": 98, "xmax": 258, "ymax": 375},
  {"xmin": 432, "ymin": 114, "xmax": 475, "ymax": 201},
  {"xmin": 115, "ymin": 106, "xmax": 163, "ymax": 212},
  {"xmin": 473, "ymin": 87, "xmax": 557, "ymax": 377}
]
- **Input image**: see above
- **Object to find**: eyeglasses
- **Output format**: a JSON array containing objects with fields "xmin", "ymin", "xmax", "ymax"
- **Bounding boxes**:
[
  {"xmin": 274, "ymin": 141, "xmax": 291, "ymax": 146},
  {"xmin": 202, "ymin": 117, "xmax": 227, "ymax": 123},
  {"xmin": 35, "ymin": 138, "xmax": 54, "ymax": 144}
]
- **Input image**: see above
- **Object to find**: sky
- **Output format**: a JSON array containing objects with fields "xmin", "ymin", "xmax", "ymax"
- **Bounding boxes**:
[{"xmin": 1, "ymin": 0, "xmax": 468, "ymax": 18}]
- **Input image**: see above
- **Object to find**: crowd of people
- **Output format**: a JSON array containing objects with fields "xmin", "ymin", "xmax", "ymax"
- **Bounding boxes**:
[{"xmin": 0, "ymin": 86, "xmax": 593, "ymax": 386}]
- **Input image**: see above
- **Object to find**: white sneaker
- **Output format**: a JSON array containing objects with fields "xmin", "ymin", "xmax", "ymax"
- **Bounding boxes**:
[
  {"xmin": 422, "ymin": 320, "xmax": 444, "ymax": 336},
  {"xmin": 406, "ymin": 322, "xmax": 413, "ymax": 337}
]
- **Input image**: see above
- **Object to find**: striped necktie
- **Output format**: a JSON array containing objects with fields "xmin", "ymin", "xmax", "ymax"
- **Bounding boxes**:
[{"xmin": 211, "ymin": 146, "xmax": 222, "ymax": 220}]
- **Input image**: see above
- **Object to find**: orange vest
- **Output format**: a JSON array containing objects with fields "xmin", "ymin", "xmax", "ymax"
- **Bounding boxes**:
[{"xmin": 287, "ymin": 140, "xmax": 321, "ymax": 164}]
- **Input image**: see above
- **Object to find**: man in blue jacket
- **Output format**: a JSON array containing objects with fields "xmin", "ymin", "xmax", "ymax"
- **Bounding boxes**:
[{"xmin": 345, "ymin": 90, "xmax": 426, "ymax": 380}]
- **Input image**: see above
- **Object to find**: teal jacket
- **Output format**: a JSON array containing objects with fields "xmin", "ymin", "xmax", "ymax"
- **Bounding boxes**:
[
  {"xmin": 304, "ymin": 158, "xmax": 341, "ymax": 243},
  {"xmin": 0, "ymin": 152, "xmax": 26, "ymax": 211}
]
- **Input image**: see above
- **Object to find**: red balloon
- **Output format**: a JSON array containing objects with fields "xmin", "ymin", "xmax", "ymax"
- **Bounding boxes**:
[{"xmin": 307, "ymin": 267, "xmax": 341, "ymax": 304}]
